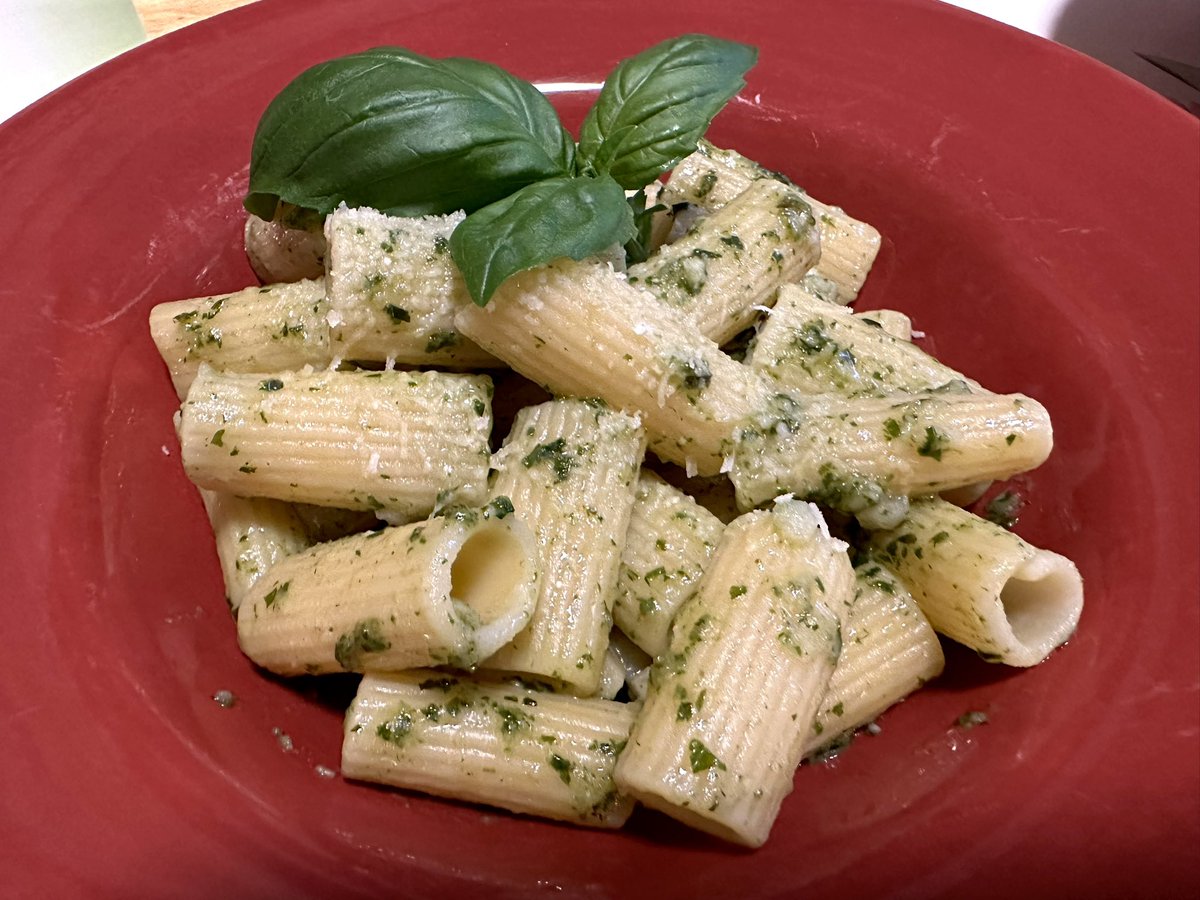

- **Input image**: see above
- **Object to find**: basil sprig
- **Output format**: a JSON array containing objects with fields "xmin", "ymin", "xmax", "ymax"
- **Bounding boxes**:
[{"xmin": 245, "ymin": 35, "xmax": 757, "ymax": 304}]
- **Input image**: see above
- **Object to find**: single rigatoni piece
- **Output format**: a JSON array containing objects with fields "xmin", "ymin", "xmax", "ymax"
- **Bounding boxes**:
[
  {"xmin": 324, "ymin": 206, "xmax": 497, "ymax": 367},
  {"xmin": 612, "ymin": 472, "xmax": 724, "ymax": 657},
  {"xmin": 626, "ymin": 180, "xmax": 821, "ymax": 344},
  {"xmin": 867, "ymin": 497, "xmax": 1084, "ymax": 667},
  {"xmin": 662, "ymin": 140, "xmax": 882, "ymax": 303},
  {"xmin": 614, "ymin": 499, "xmax": 854, "ymax": 847},
  {"xmin": 732, "ymin": 391, "xmax": 1052, "ymax": 524},
  {"xmin": 483, "ymin": 400, "xmax": 645, "ymax": 695},
  {"xmin": 455, "ymin": 258, "xmax": 772, "ymax": 475},
  {"xmin": 236, "ymin": 502, "xmax": 538, "ymax": 675},
  {"xmin": 199, "ymin": 489, "xmax": 311, "ymax": 611},
  {"xmin": 148, "ymin": 279, "xmax": 331, "ymax": 398},
  {"xmin": 746, "ymin": 283, "xmax": 978, "ymax": 398},
  {"xmin": 179, "ymin": 365, "xmax": 492, "ymax": 521},
  {"xmin": 803, "ymin": 560, "xmax": 944, "ymax": 756},
  {"xmin": 343, "ymin": 671, "xmax": 636, "ymax": 827}
]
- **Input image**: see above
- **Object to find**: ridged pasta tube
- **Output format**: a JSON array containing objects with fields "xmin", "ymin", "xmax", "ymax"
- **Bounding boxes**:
[
  {"xmin": 148, "ymin": 279, "xmax": 331, "ymax": 398},
  {"xmin": 324, "ymin": 206, "xmax": 497, "ymax": 367},
  {"xmin": 662, "ymin": 141, "xmax": 882, "ymax": 303},
  {"xmin": 199, "ymin": 489, "xmax": 311, "ymax": 611},
  {"xmin": 455, "ymin": 258, "xmax": 772, "ymax": 476},
  {"xmin": 343, "ymin": 671, "xmax": 636, "ymax": 827},
  {"xmin": 732, "ymin": 391, "xmax": 1052, "ymax": 521},
  {"xmin": 236, "ymin": 502, "xmax": 539, "ymax": 675},
  {"xmin": 612, "ymin": 473, "xmax": 724, "ymax": 658},
  {"xmin": 483, "ymin": 400, "xmax": 645, "ymax": 695},
  {"xmin": 803, "ymin": 560, "xmax": 944, "ymax": 756},
  {"xmin": 179, "ymin": 365, "xmax": 492, "ymax": 521},
  {"xmin": 626, "ymin": 180, "xmax": 821, "ymax": 345},
  {"xmin": 867, "ymin": 497, "xmax": 1084, "ymax": 667},
  {"xmin": 614, "ymin": 499, "xmax": 855, "ymax": 847},
  {"xmin": 747, "ymin": 283, "xmax": 978, "ymax": 398}
]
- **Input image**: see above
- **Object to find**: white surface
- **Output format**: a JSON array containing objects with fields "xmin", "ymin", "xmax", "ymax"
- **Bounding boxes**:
[{"xmin": 0, "ymin": 0, "xmax": 145, "ymax": 122}]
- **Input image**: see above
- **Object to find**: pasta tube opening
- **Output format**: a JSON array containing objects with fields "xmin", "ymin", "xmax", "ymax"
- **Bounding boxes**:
[
  {"xmin": 447, "ymin": 522, "xmax": 534, "ymax": 659},
  {"xmin": 1000, "ymin": 550, "xmax": 1084, "ymax": 665}
]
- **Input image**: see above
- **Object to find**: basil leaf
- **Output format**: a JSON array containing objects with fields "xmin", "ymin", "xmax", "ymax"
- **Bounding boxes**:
[
  {"xmin": 577, "ymin": 35, "xmax": 757, "ymax": 190},
  {"xmin": 246, "ymin": 46, "xmax": 574, "ymax": 219},
  {"xmin": 622, "ymin": 189, "xmax": 668, "ymax": 264},
  {"xmin": 450, "ymin": 174, "xmax": 635, "ymax": 305}
]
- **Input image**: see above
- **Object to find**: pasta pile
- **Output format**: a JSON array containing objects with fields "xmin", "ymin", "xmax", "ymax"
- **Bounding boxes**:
[{"xmin": 150, "ymin": 140, "xmax": 1083, "ymax": 847}]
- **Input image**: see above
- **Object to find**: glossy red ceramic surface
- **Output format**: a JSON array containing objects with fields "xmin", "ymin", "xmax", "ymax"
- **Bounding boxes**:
[{"xmin": 1, "ymin": 1, "xmax": 1197, "ymax": 896}]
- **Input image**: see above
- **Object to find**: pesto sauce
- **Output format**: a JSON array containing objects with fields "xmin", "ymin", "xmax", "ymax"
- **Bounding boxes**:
[
  {"xmin": 668, "ymin": 354, "xmax": 713, "ymax": 394},
  {"xmin": 376, "ymin": 703, "xmax": 418, "ymax": 747},
  {"xmin": 334, "ymin": 618, "xmax": 392, "ymax": 669},
  {"xmin": 687, "ymin": 739, "xmax": 725, "ymax": 773},
  {"xmin": 262, "ymin": 580, "xmax": 290, "ymax": 609},
  {"xmin": 425, "ymin": 331, "xmax": 459, "ymax": 353},
  {"xmin": 522, "ymin": 438, "xmax": 576, "ymax": 482}
]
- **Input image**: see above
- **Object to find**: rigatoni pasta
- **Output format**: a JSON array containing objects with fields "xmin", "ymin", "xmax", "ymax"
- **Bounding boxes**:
[
  {"xmin": 867, "ymin": 497, "xmax": 1084, "ymax": 666},
  {"xmin": 179, "ymin": 365, "xmax": 492, "ymax": 521},
  {"xmin": 747, "ymin": 283, "xmax": 978, "ymax": 398},
  {"xmin": 803, "ymin": 560, "xmax": 945, "ymax": 756},
  {"xmin": 343, "ymin": 671, "xmax": 636, "ymax": 826},
  {"xmin": 323, "ymin": 206, "xmax": 497, "ymax": 367},
  {"xmin": 454, "ymin": 258, "xmax": 772, "ymax": 476},
  {"xmin": 626, "ymin": 179, "xmax": 821, "ymax": 344},
  {"xmin": 614, "ymin": 499, "xmax": 854, "ymax": 847},
  {"xmin": 611, "ymin": 472, "xmax": 724, "ymax": 658},
  {"xmin": 731, "ymin": 390, "xmax": 1053, "ymax": 524},
  {"xmin": 198, "ymin": 489, "xmax": 311, "ymax": 611},
  {"xmin": 154, "ymin": 98, "xmax": 1084, "ymax": 848},
  {"xmin": 483, "ymin": 399, "xmax": 645, "ymax": 695},
  {"xmin": 237, "ymin": 502, "xmax": 539, "ymax": 675},
  {"xmin": 661, "ymin": 140, "xmax": 882, "ymax": 303},
  {"xmin": 148, "ymin": 279, "xmax": 331, "ymax": 398}
]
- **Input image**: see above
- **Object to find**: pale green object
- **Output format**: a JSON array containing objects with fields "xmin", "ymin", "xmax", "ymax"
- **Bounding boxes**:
[{"xmin": 0, "ymin": 1, "xmax": 146, "ymax": 122}]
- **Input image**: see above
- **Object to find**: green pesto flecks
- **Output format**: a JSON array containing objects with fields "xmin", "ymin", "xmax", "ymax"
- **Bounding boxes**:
[
  {"xmin": 425, "ymin": 331, "xmax": 459, "ymax": 353},
  {"xmin": 262, "ymin": 580, "xmax": 290, "ymax": 609},
  {"xmin": 984, "ymin": 490, "xmax": 1021, "ymax": 529},
  {"xmin": 687, "ymin": 739, "xmax": 725, "ymax": 773},
  {"xmin": 549, "ymin": 752, "xmax": 573, "ymax": 784},
  {"xmin": 376, "ymin": 702, "xmax": 418, "ymax": 747},
  {"xmin": 915, "ymin": 426, "xmax": 949, "ymax": 460},
  {"xmin": 522, "ymin": 438, "xmax": 576, "ymax": 483},
  {"xmin": 334, "ymin": 618, "xmax": 391, "ymax": 670},
  {"xmin": 485, "ymin": 496, "xmax": 515, "ymax": 519}
]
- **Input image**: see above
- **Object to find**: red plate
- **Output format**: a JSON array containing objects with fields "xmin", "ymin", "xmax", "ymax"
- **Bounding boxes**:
[{"xmin": 1, "ymin": 0, "xmax": 1196, "ymax": 896}]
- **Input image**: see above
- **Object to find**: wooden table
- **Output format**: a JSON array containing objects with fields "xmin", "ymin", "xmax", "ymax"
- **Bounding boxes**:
[{"xmin": 132, "ymin": 0, "xmax": 260, "ymax": 39}]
